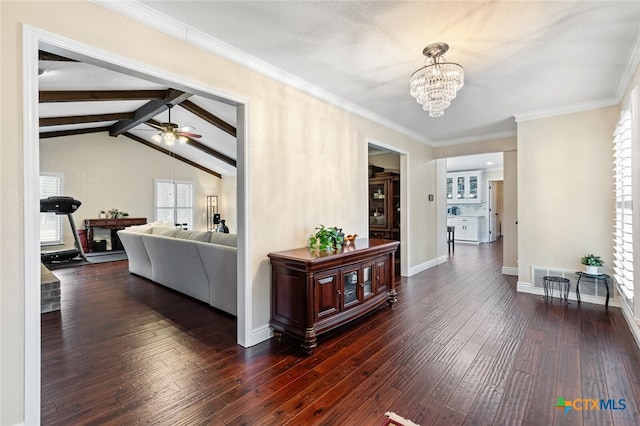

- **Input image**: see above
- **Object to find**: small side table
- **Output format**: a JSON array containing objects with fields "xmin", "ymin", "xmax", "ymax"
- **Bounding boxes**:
[
  {"xmin": 575, "ymin": 272, "xmax": 610, "ymax": 311},
  {"xmin": 543, "ymin": 276, "xmax": 570, "ymax": 304}
]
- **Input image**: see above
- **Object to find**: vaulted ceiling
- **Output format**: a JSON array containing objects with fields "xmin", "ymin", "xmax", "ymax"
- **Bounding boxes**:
[{"xmin": 38, "ymin": 51, "xmax": 238, "ymax": 177}]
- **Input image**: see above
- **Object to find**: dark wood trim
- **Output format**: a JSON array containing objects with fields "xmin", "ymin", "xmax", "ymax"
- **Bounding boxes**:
[
  {"xmin": 180, "ymin": 99, "xmax": 237, "ymax": 138},
  {"xmin": 39, "ymin": 90, "xmax": 168, "ymax": 103},
  {"xmin": 39, "ymin": 126, "xmax": 111, "ymax": 139},
  {"xmin": 122, "ymin": 132, "xmax": 222, "ymax": 178},
  {"xmin": 38, "ymin": 50, "xmax": 77, "ymax": 62},
  {"xmin": 39, "ymin": 113, "xmax": 133, "ymax": 127},
  {"xmin": 108, "ymin": 89, "xmax": 192, "ymax": 137}
]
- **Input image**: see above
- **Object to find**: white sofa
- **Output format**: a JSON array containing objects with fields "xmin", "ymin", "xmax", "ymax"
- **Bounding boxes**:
[{"xmin": 117, "ymin": 225, "xmax": 237, "ymax": 315}]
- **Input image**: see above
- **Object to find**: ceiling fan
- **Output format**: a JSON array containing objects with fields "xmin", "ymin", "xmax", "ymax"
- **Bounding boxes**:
[{"xmin": 146, "ymin": 104, "xmax": 202, "ymax": 146}]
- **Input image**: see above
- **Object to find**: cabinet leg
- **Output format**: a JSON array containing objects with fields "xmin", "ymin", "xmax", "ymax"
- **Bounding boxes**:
[
  {"xmin": 273, "ymin": 330, "xmax": 283, "ymax": 341},
  {"xmin": 387, "ymin": 289, "xmax": 398, "ymax": 308},
  {"xmin": 302, "ymin": 327, "xmax": 317, "ymax": 356}
]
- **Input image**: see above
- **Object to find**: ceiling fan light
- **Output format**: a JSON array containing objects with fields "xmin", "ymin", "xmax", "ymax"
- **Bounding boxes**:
[
  {"xmin": 151, "ymin": 133, "xmax": 162, "ymax": 144},
  {"xmin": 178, "ymin": 135, "xmax": 188, "ymax": 144},
  {"xmin": 164, "ymin": 132, "xmax": 176, "ymax": 146}
]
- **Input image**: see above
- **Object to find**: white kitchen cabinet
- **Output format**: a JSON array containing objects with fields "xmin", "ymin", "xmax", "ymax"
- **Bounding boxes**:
[
  {"xmin": 446, "ymin": 171, "xmax": 483, "ymax": 203},
  {"xmin": 447, "ymin": 216, "xmax": 483, "ymax": 242}
]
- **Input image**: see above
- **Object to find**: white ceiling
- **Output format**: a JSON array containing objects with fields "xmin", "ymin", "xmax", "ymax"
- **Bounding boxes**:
[
  {"xmin": 127, "ymin": 0, "xmax": 640, "ymax": 145},
  {"xmin": 446, "ymin": 152, "xmax": 503, "ymax": 172},
  {"xmin": 38, "ymin": 59, "xmax": 238, "ymax": 177}
]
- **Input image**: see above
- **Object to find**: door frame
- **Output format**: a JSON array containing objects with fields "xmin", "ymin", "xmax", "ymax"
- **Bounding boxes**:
[
  {"xmin": 22, "ymin": 25, "xmax": 251, "ymax": 424},
  {"xmin": 367, "ymin": 138, "xmax": 409, "ymax": 277}
]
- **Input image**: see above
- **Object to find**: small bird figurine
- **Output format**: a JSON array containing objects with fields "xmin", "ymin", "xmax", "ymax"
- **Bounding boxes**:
[{"xmin": 344, "ymin": 234, "xmax": 358, "ymax": 244}]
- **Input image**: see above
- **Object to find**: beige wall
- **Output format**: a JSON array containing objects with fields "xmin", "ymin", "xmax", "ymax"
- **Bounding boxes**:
[
  {"xmin": 40, "ymin": 133, "xmax": 223, "ymax": 248},
  {"xmin": 433, "ymin": 135, "xmax": 517, "ymax": 159},
  {"xmin": 220, "ymin": 176, "xmax": 237, "ymax": 234},
  {"xmin": 1, "ymin": 2, "xmax": 436, "ymax": 423},
  {"xmin": 502, "ymin": 150, "xmax": 518, "ymax": 270},
  {"xmin": 516, "ymin": 106, "xmax": 619, "ymax": 284}
]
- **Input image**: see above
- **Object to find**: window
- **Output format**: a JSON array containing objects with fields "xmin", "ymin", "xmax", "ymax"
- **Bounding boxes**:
[
  {"xmin": 613, "ymin": 89, "xmax": 636, "ymax": 311},
  {"xmin": 40, "ymin": 173, "xmax": 63, "ymax": 245},
  {"xmin": 155, "ymin": 179, "xmax": 194, "ymax": 230}
]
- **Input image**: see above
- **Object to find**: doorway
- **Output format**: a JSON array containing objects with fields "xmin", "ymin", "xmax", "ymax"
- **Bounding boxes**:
[
  {"xmin": 446, "ymin": 153, "xmax": 504, "ymax": 245},
  {"xmin": 23, "ymin": 27, "xmax": 250, "ymax": 422},
  {"xmin": 368, "ymin": 143, "xmax": 403, "ymax": 277}
]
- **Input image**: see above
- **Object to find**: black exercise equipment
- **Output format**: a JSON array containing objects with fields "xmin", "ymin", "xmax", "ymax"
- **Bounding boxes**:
[{"xmin": 40, "ymin": 196, "xmax": 86, "ymax": 264}]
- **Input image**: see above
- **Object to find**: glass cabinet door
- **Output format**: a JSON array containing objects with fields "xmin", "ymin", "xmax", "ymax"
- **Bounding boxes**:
[
  {"xmin": 446, "ymin": 177, "xmax": 453, "ymax": 200},
  {"xmin": 343, "ymin": 270, "xmax": 359, "ymax": 306},
  {"xmin": 369, "ymin": 180, "xmax": 388, "ymax": 228},
  {"xmin": 456, "ymin": 176, "xmax": 467, "ymax": 200},
  {"xmin": 362, "ymin": 265, "xmax": 373, "ymax": 299},
  {"xmin": 468, "ymin": 175, "xmax": 478, "ymax": 200}
]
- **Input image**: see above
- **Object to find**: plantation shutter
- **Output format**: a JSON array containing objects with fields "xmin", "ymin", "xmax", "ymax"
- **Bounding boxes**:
[{"xmin": 613, "ymin": 95, "xmax": 634, "ymax": 308}]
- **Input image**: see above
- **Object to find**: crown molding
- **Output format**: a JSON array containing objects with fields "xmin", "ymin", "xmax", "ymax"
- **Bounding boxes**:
[
  {"xmin": 513, "ymin": 97, "xmax": 619, "ymax": 123},
  {"xmin": 616, "ymin": 26, "xmax": 640, "ymax": 102},
  {"xmin": 431, "ymin": 129, "xmax": 517, "ymax": 147},
  {"xmin": 91, "ymin": 0, "xmax": 431, "ymax": 145}
]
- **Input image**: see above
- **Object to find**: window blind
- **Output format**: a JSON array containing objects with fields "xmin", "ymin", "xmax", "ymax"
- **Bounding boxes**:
[
  {"xmin": 40, "ymin": 174, "xmax": 63, "ymax": 245},
  {"xmin": 613, "ymin": 101, "xmax": 634, "ymax": 308},
  {"xmin": 155, "ymin": 179, "xmax": 194, "ymax": 229}
]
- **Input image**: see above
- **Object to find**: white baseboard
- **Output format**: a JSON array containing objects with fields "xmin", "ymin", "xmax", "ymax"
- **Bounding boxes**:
[
  {"xmin": 502, "ymin": 266, "xmax": 518, "ymax": 276},
  {"xmin": 408, "ymin": 257, "xmax": 440, "ymax": 276},
  {"xmin": 250, "ymin": 324, "xmax": 273, "ymax": 346},
  {"xmin": 620, "ymin": 304, "xmax": 640, "ymax": 350}
]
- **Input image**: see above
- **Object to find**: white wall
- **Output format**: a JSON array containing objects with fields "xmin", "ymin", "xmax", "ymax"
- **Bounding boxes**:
[
  {"xmin": 40, "ymin": 133, "xmax": 223, "ymax": 248},
  {"xmin": 516, "ymin": 106, "xmax": 619, "ymax": 284}
]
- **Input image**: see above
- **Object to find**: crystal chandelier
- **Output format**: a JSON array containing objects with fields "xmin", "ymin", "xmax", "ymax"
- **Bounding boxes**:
[{"xmin": 409, "ymin": 42, "xmax": 464, "ymax": 118}]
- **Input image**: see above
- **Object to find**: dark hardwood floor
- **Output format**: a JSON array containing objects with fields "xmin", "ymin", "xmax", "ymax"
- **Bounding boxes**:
[{"xmin": 42, "ymin": 240, "xmax": 640, "ymax": 425}]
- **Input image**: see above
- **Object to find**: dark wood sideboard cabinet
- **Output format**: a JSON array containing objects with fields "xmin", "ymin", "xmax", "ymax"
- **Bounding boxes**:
[
  {"xmin": 268, "ymin": 239, "xmax": 400, "ymax": 355},
  {"xmin": 84, "ymin": 217, "xmax": 147, "ymax": 252}
]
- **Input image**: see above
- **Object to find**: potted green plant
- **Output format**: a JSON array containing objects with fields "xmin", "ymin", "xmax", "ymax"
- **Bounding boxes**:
[
  {"xmin": 581, "ymin": 254, "xmax": 603, "ymax": 275},
  {"xmin": 308, "ymin": 225, "xmax": 344, "ymax": 252}
]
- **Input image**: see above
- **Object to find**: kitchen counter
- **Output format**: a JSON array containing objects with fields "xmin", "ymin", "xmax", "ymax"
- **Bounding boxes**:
[{"xmin": 446, "ymin": 216, "xmax": 484, "ymax": 243}]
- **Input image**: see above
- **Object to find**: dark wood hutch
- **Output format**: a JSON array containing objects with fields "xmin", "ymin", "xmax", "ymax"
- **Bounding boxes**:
[{"xmin": 368, "ymin": 171, "xmax": 400, "ymax": 277}]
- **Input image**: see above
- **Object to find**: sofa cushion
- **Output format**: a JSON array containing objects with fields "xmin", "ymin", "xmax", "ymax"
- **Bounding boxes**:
[
  {"xmin": 188, "ymin": 230, "xmax": 212, "ymax": 242},
  {"xmin": 125, "ymin": 224, "xmax": 153, "ymax": 234},
  {"xmin": 151, "ymin": 227, "xmax": 178, "ymax": 237},
  {"xmin": 209, "ymin": 232, "xmax": 237, "ymax": 247},
  {"xmin": 174, "ymin": 229, "xmax": 193, "ymax": 240}
]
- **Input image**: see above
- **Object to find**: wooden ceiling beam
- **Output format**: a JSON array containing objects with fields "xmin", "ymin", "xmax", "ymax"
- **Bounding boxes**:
[
  {"xmin": 40, "ymin": 126, "xmax": 111, "ymax": 139},
  {"xmin": 39, "ymin": 90, "xmax": 168, "ymax": 103},
  {"xmin": 108, "ymin": 89, "xmax": 192, "ymax": 137},
  {"xmin": 122, "ymin": 132, "xmax": 222, "ymax": 178},
  {"xmin": 179, "ymin": 100, "xmax": 236, "ymax": 138},
  {"xmin": 146, "ymin": 119, "xmax": 237, "ymax": 168},
  {"xmin": 38, "ymin": 51, "xmax": 77, "ymax": 62},
  {"xmin": 40, "ymin": 112, "xmax": 133, "ymax": 127}
]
